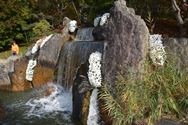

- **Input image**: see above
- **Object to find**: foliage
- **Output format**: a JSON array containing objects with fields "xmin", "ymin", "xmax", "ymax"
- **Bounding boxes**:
[
  {"xmin": 32, "ymin": 19, "xmax": 52, "ymax": 39},
  {"xmin": 72, "ymin": 0, "xmax": 113, "ymax": 25},
  {"xmin": 0, "ymin": 0, "xmax": 35, "ymax": 51},
  {"xmin": 100, "ymin": 61, "xmax": 188, "ymax": 125}
]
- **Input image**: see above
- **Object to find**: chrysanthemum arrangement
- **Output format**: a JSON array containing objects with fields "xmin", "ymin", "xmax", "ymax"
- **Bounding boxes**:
[
  {"xmin": 88, "ymin": 51, "xmax": 102, "ymax": 87},
  {"xmin": 149, "ymin": 34, "xmax": 166, "ymax": 66}
]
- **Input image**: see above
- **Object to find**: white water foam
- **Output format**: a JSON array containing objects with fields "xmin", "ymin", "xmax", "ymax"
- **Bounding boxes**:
[
  {"xmin": 87, "ymin": 88, "xmax": 100, "ymax": 125},
  {"xmin": 25, "ymin": 83, "xmax": 72, "ymax": 119}
]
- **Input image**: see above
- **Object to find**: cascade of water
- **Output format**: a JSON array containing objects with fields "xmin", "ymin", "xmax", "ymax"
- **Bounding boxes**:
[
  {"xmin": 57, "ymin": 41, "xmax": 103, "ymax": 88},
  {"xmin": 25, "ymin": 84, "xmax": 72, "ymax": 119},
  {"xmin": 75, "ymin": 27, "xmax": 94, "ymax": 41},
  {"xmin": 0, "ymin": 83, "xmax": 73, "ymax": 125},
  {"xmin": 87, "ymin": 88, "xmax": 100, "ymax": 125}
]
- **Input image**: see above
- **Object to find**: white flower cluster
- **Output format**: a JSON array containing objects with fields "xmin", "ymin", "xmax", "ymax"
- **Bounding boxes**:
[
  {"xmin": 94, "ymin": 13, "xmax": 110, "ymax": 27},
  {"xmin": 149, "ymin": 34, "xmax": 166, "ymax": 66},
  {"xmin": 88, "ymin": 51, "xmax": 102, "ymax": 88},
  {"xmin": 31, "ymin": 34, "xmax": 53, "ymax": 54},
  {"xmin": 68, "ymin": 20, "xmax": 77, "ymax": 33},
  {"xmin": 26, "ymin": 59, "xmax": 37, "ymax": 81},
  {"xmin": 26, "ymin": 34, "xmax": 53, "ymax": 81}
]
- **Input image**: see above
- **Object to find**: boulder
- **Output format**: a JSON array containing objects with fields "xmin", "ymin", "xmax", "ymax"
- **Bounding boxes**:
[
  {"xmin": 0, "ymin": 56, "xmax": 19, "ymax": 86},
  {"xmin": 0, "ymin": 57, "xmax": 55, "ymax": 91},
  {"xmin": 93, "ymin": 0, "xmax": 149, "ymax": 87},
  {"xmin": 0, "ymin": 18, "xmax": 74, "ymax": 91}
]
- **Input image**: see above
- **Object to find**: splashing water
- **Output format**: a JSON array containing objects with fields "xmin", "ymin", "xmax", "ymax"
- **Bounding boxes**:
[
  {"xmin": 0, "ymin": 83, "xmax": 73, "ymax": 125},
  {"xmin": 87, "ymin": 89, "xmax": 100, "ymax": 125},
  {"xmin": 25, "ymin": 84, "xmax": 72, "ymax": 119}
]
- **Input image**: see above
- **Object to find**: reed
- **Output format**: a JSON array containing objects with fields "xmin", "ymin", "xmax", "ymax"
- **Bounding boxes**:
[{"xmin": 100, "ymin": 61, "xmax": 188, "ymax": 125}]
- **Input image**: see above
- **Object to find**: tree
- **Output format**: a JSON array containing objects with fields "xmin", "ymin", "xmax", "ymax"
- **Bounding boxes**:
[{"xmin": 171, "ymin": 0, "xmax": 188, "ymax": 35}]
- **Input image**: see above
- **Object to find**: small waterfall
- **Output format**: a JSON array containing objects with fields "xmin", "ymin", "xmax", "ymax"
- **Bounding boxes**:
[
  {"xmin": 87, "ymin": 89, "xmax": 100, "ymax": 125},
  {"xmin": 25, "ymin": 84, "xmax": 72, "ymax": 118},
  {"xmin": 0, "ymin": 83, "xmax": 73, "ymax": 125},
  {"xmin": 75, "ymin": 27, "xmax": 94, "ymax": 41},
  {"xmin": 57, "ymin": 41, "xmax": 103, "ymax": 88}
]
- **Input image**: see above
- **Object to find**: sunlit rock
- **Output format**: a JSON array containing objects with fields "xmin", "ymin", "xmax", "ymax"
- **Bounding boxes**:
[{"xmin": 93, "ymin": 0, "xmax": 149, "ymax": 87}]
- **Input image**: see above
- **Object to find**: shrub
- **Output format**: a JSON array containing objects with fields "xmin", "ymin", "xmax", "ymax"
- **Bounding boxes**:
[
  {"xmin": 32, "ymin": 19, "xmax": 52, "ymax": 39},
  {"xmin": 100, "ymin": 62, "xmax": 188, "ymax": 125}
]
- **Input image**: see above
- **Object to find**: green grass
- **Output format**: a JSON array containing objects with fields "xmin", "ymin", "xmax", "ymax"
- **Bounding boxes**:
[
  {"xmin": 0, "ymin": 46, "xmax": 28, "ymax": 59},
  {"xmin": 100, "ymin": 62, "xmax": 188, "ymax": 125}
]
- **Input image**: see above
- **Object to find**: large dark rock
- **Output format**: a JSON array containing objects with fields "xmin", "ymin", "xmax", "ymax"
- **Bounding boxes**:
[
  {"xmin": 93, "ymin": 0, "xmax": 149, "ymax": 86},
  {"xmin": 72, "ymin": 63, "xmax": 91, "ymax": 125}
]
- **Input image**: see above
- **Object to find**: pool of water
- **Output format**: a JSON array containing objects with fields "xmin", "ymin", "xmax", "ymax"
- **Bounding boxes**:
[{"xmin": 0, "ymin": 83, "xmax": 74, "ymax": 125}]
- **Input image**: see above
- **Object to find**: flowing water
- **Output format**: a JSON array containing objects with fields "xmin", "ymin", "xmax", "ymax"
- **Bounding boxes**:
[
  {"xmin": 0, "ymin": 27, "xmax": 103, "ymax": 125},
  {"xmin": 0, "ymin": 83, "xmax": 73, "ymax": 125},
  {"xmin": 75, "ymin": 27, "xmax": 94, "ymax": 41}
]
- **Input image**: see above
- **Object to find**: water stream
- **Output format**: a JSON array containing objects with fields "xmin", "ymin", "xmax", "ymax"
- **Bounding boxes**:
[
  {"xmin": 0, "ymin": 27, "xmax": 103, "ymax": 125},
  {"xmin": 0, "ymin": 83, "xmax": 73, "ymax": 125}
]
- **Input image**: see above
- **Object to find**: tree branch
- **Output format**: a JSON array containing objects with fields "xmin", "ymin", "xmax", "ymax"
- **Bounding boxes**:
[{"xmin": 171, "ymin": 0, "xmax": 184, "ymax": 25}]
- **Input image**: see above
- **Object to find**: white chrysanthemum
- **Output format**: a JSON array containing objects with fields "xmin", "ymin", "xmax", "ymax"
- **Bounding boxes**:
[
  {"xmin": 100, "ymin": 13, "xmax": 110, "ymax": 26},
  {"xmin": 26, "ymin": 59, "xmax": 37, "ymax": 81},
  {"xmin": 88, "ymin": 51, "xmax": 102, "ymax": 87},
  {"xmin": 69, "ymin": 20, "xmax": 77, "ymax": 33},
  {"xmin": 149, "ymin": 34, "xmax": 166, "ymax": 66},
  {"xmin": 94, "ymin": 17, "xmax": 101, "ymax": 27}
]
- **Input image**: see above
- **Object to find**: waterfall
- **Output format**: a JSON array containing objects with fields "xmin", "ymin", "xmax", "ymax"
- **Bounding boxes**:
[
  {"xmin": 57, "ymin": 41, "xmax": 103, "ymax": 88},
  {"xmin": 0, "ymin": 83, "xmax": 73, "ymax": 125},
  {"xmin": 25, "ymin": 84, "xmax": 72, "ymax": 118},
  {"xmin": 87, "ymin": 89, "xmax": 100, "ymax": 125},
  {"xmin": 75, "ymin": 27, "xmax": 94, "ymax": 41}
]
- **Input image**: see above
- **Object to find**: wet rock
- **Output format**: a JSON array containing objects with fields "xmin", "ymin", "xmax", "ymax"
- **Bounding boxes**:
[
  {"xmin": 11, "ymin": 58, "xmax": 55, "ymax": 91},
  {"xmin": 43, "ymin": 87, "xmax": 55, "ymax": 96},
  {"xmin": 94, "ymin": 0, "xmax": 149, "ymax": 87},
  {"xmin": 0, "ymin": 57, "xmax": 55, "ymax": 91}
]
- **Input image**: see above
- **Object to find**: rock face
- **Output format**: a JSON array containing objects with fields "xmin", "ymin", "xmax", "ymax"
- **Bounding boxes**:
[
  {"xmin": 0, "ymin": 56, "xmax": 19, "ymax": 86},
  {"xmin": 0, "ymin": 35, "xmax": 72, "ymax": 91},
  {"xmin": 164, "ymin": 38, "xmax": 188, "ymax": 72},
  {"xmin": 93, "ymin": 0, "xmax": 149, "ymax": 86},
  {"xmin": 0, "ymin": 57, "xmax": 55, "ymax": 91}
]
